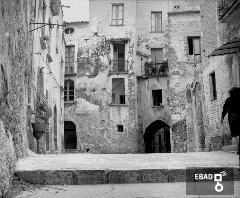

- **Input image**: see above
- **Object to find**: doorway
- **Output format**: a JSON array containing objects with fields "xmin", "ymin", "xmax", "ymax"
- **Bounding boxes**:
[
  {"xmin": 64, "ymin": 121, "xmax": 77, "ymax": 150},
  {"xmin": 144, "ymin": 120, "xmax": 171, "ymax": 153}
]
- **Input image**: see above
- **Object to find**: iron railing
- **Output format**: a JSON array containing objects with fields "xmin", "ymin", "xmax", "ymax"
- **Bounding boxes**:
[
  {"xmin": 144, "ymin": 62, "xmax": 168, "ymax": 77},
  {"xmin": 110, "ymin": 60, "xmax": 128, "ymax": 73}
]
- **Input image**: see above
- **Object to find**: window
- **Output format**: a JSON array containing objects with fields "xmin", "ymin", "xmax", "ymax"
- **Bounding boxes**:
[
  {"xmin": 64, "ymin": 80, "xmax": 74, "ymax": 101},
  {"xmin": 188, "ymin": 37, "xmax": 201, "ymax": 62},
  {"xmin": 112, "ymin": 78, "xmax": 126, "ymax": 105},
  {"xmin": 117, "ymin": 125, "xmax": 124, "ymax": 132},
  {"xmin": 152, "ymin": 90, "xmax": 163, "ymax": 106},
  {"xmin": 112, "ymin": 42, "xmax": 126, "ymax": 72},
  {"xmin": 120, "ymin": 95, "xmax": 125, "ymax": 104},
  {"xmin": 65, "ymin": 28, "xmax": 74, "ymax": 34},
  {"xmin": 151, "ymin": 48, "xmax": 163, "ymax": 63},
  {"xmin": 151, "ymin": 12, "xmax": 162, "ymax": 32},
  {"xmin": 210, "ymin": 72, "xmax": 217, "ymax": 100},
  {"xmin": 112, "ymin": 4, "xmax": 124, "ymax": 25},
  {"xmin": 65, "ymin": 46, "xmax": 75, "ymax": 74}
]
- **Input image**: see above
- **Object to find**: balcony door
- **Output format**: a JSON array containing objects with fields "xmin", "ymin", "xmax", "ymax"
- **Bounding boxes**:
[{"xmin": 113, "ymin": 42, "xmax": 125, "ymax": 72}]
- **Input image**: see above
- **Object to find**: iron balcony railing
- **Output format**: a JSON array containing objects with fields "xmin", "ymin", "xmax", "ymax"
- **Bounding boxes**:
[
  {"xmin": 144, "ymin": 62, "xmax": 168, "ymax": 77},
  {"xmin": 218, "ymin": 0, "xmax": 238, "ymax": 20},
  {"xmin": 110, "ymin": 60, "xmax": 128, "ymax": 73}
]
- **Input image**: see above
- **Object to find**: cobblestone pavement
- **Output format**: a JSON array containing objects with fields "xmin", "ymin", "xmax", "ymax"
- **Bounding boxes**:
[{"xmin": 15, "ymin": 182, "xmax": 240, "ymax": 198}]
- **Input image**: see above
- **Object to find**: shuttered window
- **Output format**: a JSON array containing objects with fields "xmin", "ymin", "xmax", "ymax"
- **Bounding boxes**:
[
  {"xmin": 151, "ymin": 12, "xmax": 162, "ymax": 32},
  {"xmin": 151, "ymin": 48, "xmax": 163, "ymax": 63},
  {"xmin": 65, "ymin": 46, "xmax": 75, "ymax": 74},
  {"xmin": 112, "ymin": 4, "xmax": 124, "ymax": 25}
]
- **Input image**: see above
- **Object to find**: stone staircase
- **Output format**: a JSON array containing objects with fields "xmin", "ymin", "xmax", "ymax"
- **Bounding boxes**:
[{"xmin": 15, "ymin": 152, "xmax": 240, "ymax": 185}]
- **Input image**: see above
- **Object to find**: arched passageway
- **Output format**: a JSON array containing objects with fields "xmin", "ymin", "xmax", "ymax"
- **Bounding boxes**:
[
  {"xmin": 64, "ymin": 121, "xmax": 77, "ymax": 150},
  {"xmin": 144, "ymin": 120, "xmax": 171, "ymax": 153}
]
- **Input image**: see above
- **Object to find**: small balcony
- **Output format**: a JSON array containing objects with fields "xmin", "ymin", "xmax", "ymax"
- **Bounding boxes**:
[
  {"xmin": 141, "ymin": 62, "xmax": 168, "ymax": 78},
  {"xmin": 218, "ymin": 0, "xmax": 240, "ymax": 21},
  {"xmin": 109, "ymin": 60, "xmax": 128, "ymax": 74}
]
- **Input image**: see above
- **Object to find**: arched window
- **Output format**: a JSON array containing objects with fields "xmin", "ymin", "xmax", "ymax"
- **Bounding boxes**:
[
  {"xmin": 64, "ymin": 80, "xmax": 74, "ymax": 101},
  {"xmin": 65, "ymin": 28, "xmax": 74, "ymax": 34}
]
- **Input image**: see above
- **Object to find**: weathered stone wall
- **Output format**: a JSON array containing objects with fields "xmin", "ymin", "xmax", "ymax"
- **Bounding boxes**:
[
  {"xmin": 30, "ymin": 0, "xmax": 65, "ymax": 154},
  {"xmin": 201, "ymin": 0, "xmax": 240, "ymax": 151},
  {"xmin": 172, "ymin": 119, "xmax": 187, "ymax": 152},
  {"xmin": 0, "ymin": 0, "xmax": 31, "ymax": 196},
  {"xmin": 64, "ymin": 0, "xmax": 141, "ymax": 153},
  {"xmin": 167, "ymin": 9, "xmax": 204, "ymax": 152}
]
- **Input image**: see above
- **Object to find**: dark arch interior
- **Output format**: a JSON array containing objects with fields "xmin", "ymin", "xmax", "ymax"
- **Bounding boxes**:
[
  {"xmin": 144, "ymin": 120, "xmax": 171, "ymax": 153},
  {"xmin": 64, "ymin": 121, "xmax": 77, "ymax": 150}
]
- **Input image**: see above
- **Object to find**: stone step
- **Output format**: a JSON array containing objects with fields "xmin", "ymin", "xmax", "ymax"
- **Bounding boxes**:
[
  {"xmin": 16, "ymin": 168, "xmax": 240, "ymax": 185},
  {"xmin": 223, "ymin": 144, "xmax": 238, "ymax": 153},
  {"xmin": 15, "ymin": 152, "xmax": 240, "ymax": 185}
]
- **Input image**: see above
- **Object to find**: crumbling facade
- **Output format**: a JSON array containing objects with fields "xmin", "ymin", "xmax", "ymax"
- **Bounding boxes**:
[
  {"xmin": 64, "ymin": 0, "xmax": 204, "ymax": 153},
  {"xmin": 0, "ymin": 0, "xmax": 65, "ymax": 196},
  {"xmin": 201, "ymin": 0, "xmax": 240, "ymax": 151}
]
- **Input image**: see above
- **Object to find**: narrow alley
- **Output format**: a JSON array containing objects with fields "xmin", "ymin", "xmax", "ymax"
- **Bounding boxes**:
[{"xmin": 0, "ymin": 0, "xmax": 240, "ymax": 197}]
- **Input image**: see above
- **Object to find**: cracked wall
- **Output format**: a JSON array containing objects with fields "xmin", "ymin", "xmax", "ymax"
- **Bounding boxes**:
[{"xmin": 64, "ymin": 10, "xmax": 141, "ymax": 153}]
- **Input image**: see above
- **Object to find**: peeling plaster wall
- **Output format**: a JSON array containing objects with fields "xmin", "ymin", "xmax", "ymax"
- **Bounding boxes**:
[
  {"xmin": 0, "ymin": 0, "xmax": 31, "ymax": 195},
  {"xmin": 64, "ymin": 0, "xmax": 141, "ymax": 153}
]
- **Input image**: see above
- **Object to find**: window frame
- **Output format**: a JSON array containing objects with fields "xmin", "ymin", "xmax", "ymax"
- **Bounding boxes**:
[
  {"xmin": 111, "ymin": 3, "xmax": 124, "ymax": 26},
  {"xmin": 152, "ymin": 89, "xmax": 163, "ymax": 107},
  {"xmin": 151, "ymin": 48, "xmax": 163, "ymax": 64},
  {"xmin": 64, "ymin": 80, "xmax": 75, "ymax": 101},
  {"xmin": 65, "ymin": 46, "xmax": 75, "ymax": 74},
  {"xmin": 151, "ymin": 11, "xmax": 162, "ymax": 32},
  {"xmin": 187, "ymin": 36, "xmax": 201, "ymax": 62}
]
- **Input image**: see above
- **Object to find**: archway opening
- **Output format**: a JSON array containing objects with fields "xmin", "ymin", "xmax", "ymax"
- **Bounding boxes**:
[
  {"xmin": 144, "ymin": 120, "xmax": 171, "ymax": 153},
  {"xmin": 64, "ymin": 121, "xmax": 77, "ymax": 150}
]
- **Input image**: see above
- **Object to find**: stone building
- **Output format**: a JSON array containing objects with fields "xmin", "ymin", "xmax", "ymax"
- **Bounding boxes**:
[
  {"xmin": 0, "ymin": 0, "xmax": 64, "ymax": 196},
  {"xmin": 201, "ymin": 0, "xmax": 240, "ymax": 151},
  {"xmin": 63, "ymin": 0, "xmax": 204, "ymax": 153},
  {"xmin": 29, "ymin": 0, "xmax": 65, "ymax": 154}
]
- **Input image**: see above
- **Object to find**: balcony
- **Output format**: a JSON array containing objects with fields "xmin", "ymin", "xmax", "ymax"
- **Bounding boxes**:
[
  {"xmin": 218, "ymin": 0, "xmax": 240, "ymax": 22},
  {"xmin": 140, "ymin": 62, "xmax": 168, "ymax": 78},
  {"xmin": 109, "ymin": 60, "xmax": 128, "ymax": 74}
]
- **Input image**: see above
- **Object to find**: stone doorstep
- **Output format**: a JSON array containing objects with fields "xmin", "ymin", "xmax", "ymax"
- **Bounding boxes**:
[
  {"xmin": 16, "ymin": 168, "xmax": 240, "ymax": 185},
  {"xmin": 223, "ymin": 144, "xmax": 238, "ymax": 153}
]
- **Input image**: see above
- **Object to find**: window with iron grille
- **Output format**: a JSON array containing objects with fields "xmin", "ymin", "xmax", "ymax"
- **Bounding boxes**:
[
  {"xmin": 65, "ymin": 46, "xmax": 75, "ymax": 74},
  {"xmin": 151, "ymin": 12, "xmax": 162, "ymax": 32},
  {"xmin": 188, "ymin": 37, "xmax": 201, "ymax": 62},
  {"xmin": 152, "ymin": 89, "xmax": 163, "ymax": 106},
  {"xmin": 64, "ymin": 80, "xmax": 74, "ymax": 101},
  {"xmin": 112, "ymin": 4, "xmax": 124, "ymax": 26}
]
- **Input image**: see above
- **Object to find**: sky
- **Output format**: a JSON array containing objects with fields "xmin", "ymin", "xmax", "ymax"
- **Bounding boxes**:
[{"xmin": 61, "ymin": 0, "xmax": 89, "ymax": 22}]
